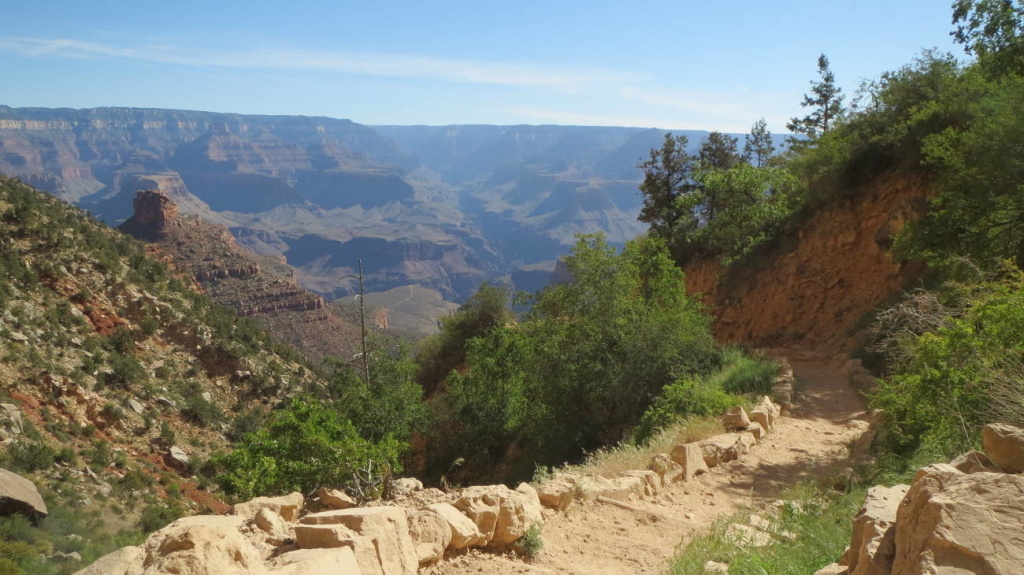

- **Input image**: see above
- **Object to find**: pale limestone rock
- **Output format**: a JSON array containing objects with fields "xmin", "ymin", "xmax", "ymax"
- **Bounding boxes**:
[
  {"xmin": 252, "ymin": 508, "xmax": 293, "ymax": 546},
  {"xmin": 140, "ymin": 515, "xmax": 266, "ymax": 575},
  {"xmin": 699, "ymin": 433, "xmax": 756, "ymax": 468},
  {"xmin": 265, "ymin": 548, "xmax": 361, "ymax": 575},
  {"xmin": 407, "ymin": 509, "xmax": 451, "ymax": 566},
  {"xmin": 746, "ymin": 421, "xmax": 766, "ymax": 440},
  {"xmin": 425, "ymin": 502, "xmax": 484, "ymax": 549},
  {"xmin": 317, "ymin": 487, "xmax": 357, "ymax": 510},
  {"xmin": 618, "ymin": 470, "xmax": 662, "ymax": 496},
  {"xmin": 893, "ymin": 467, "xmax": 1024, "ymax": 575},
  {"xmin": 576, "ymin": 475, "xmax": 644, "ymax": 503},
  {"xmin": 390, "ymin": 477, "xmax": 423, "ymax": 497},
  {"xmin": 650, "ymin": 453, "xmax": 684, "ymax": 484},
  {"xmin": 814, "ymin": 564, "xmax": 848, "ymax": 575},
  {"xmin": 703, "ymin": 560, "xmax": 729, "ymax": 573},
  {"xmin": 454, "ymin": 484, "xmax": 544, "ymax": 548},
  {"xmin": 166, "ymin": 446, "xmax": 191, "ymax": 473},
  {"xmin": 0, "ymin": 467, "xmax": 48, "ymax": 518},
  {"xmin": 300, "ymin": 507, "xmax": 417, "ymax": 575},
  {"xmin": 234, "ymin": 492, "xmax": 304, "ymax": 522},
  {"xmin": 722, "ymin": 406, "xmax": 751, "ymax": 430},
  {"xmin": 726, "ymin": 523, "xmax": 773, "ymax": 547},
  {"xmin": 669, "ymin": 443, "xmax": 709, "ymax": 480},
  {"xmin": 536, "ymin": 474, "xmax": 579, "ymax": 510},
  {"xmin": 847, "ymin": 484, "xmax": 908, "ymax": 575},
  {"xmin": 294, "ymin": 523, "xmax": 357, "ymax": 548},
  {"xmin": 749, "ymin": 406, "xmax": 773, "ymax": 432},
  {"xmin": 72, "ymin": 546, "xmax": 144, "ymax": 575},
  {"xmin": 982, "ymin": 423, "xmax": 1024, "ymax": 473},
  {"xmin": 949, "ymin": 449, "xmax": 1002, "ymax": 474}
]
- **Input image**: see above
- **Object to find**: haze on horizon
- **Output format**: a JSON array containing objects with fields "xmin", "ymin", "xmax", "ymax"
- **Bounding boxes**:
[{"xmin": 1, "ymin": 0, "xmax": 960, "ymax": 133}]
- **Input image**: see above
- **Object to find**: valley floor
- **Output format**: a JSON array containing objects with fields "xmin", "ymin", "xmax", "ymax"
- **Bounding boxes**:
[{"xmin": 426, "ymin": 358, "xmax": 869, "ymax": 575}]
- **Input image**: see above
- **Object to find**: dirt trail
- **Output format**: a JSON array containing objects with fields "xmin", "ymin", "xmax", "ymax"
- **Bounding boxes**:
[{"xmin": 425, "ymin": 358, "xmax": 871, "ymax": 575}]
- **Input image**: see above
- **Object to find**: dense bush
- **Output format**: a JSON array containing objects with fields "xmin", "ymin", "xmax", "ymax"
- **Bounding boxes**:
[
  {"xmin": 421, "ymin": 234, "xmax": 721, "ymax": 481},
  {"xmin": 212, "ymin": 396, "xmax": 402, "ymax": 501},
  {"xmin": 871, "ymin": 271, "xmax": 1024, "ymax": 458}
]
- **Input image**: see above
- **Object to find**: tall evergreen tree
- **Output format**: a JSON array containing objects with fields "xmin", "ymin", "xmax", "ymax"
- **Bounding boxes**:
[
  {"xmin": 698, "ymin": 132, "xmax": 742, "ymax": 170},
  {"xmin": 787, "ymin": 54, "xmax": 845, "ymax": 140},
  {"xmin": 637, "ymin": 133, "xmax": 698, "ymax": 239},
  {"xmin": 743, "ymin": 118, "xmax": 776, "ymax": 167}
]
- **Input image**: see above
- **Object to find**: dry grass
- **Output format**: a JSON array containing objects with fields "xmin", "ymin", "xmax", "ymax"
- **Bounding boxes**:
[{"xmin": 557, "ymin": 415, "xmax": 724, "ymax": 479}]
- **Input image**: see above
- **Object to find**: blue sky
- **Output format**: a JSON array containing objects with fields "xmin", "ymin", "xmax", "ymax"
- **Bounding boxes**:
[{"xmin": 0, "ymin": 1, "xmax": 962, "ymax": 133}]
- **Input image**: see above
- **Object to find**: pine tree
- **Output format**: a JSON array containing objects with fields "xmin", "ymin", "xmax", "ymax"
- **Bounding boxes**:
[
  {"xmin": 743, "ymin": 118, "xmax": 776, "ymax": 167},
  {"xmin": 698, "ymin": 132, "xmax": 742, "ymax": 170},
  {"xmin": 787, "ymin": 54, "xmax": 845, "ymax": 140}
]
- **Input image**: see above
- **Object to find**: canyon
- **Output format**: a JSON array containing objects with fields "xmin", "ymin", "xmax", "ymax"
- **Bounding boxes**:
[{"xmin": 0, "ymin": 106, "xmax": 728, "ymax": 305}]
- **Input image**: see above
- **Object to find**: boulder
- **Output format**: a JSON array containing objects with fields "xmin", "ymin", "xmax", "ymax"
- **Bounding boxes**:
[
  {"xmin": 266, "ymin": 548, "xmax": 361, "ymax": 575},
  {"xmin": 453, "ymin": 484, "xmax": 543, "ymax": 548},
  {"xmin": 128, "ymin": 399, "xmax": 145, "ymax": 415},
  {"xmin": 407, "ymin": 509, "xmax": 451, "ymax": 566},
  {"xmin": 425, "ymin": 502, "xmax": 484, "ymax": 549},
  {"xmin": 0, "ymin": 404, "xmax": 24, "ymax": 435},
  {"xmin": 317, "ymin": 487, "xmax": 357, "ymax": 510},
  {"xmin": 299, "ymin": 507, "xmax": 417, "ymax": 575},
  {"xmin": 982, "ymin": 423, "xmax": 1024, "ymax": 473},
  {"xmin": 390, "ymin": 477, "xmax": 423, "ymax": 497},
  {"xmin": 251, "ymin": 508, "xmax": 293, "ymax": 546},
  {"xmin": 234, "ymin": 492, "xmax": 304, "ymax": 522},
  {"xmin": 140, "ymin": 515, "xmax": 266, "ymax": 575},
  {"xmin": 669, "ymin": 443, "xmax": 710, "ymax": 480},
  {"xmin": 293, "ymin": 524, "xmax": 358, "ymax": 549},
  {"xmin": 72, "ymin": 546, "xmax": 144, "ymax": 575},
  {"xmin": 893, "ymin": 466, "xmax": 1024, "ymax": 574},
  {"xmin": 536, "ymin": 474, "xmax": 579, "ymax": 510},
  {"xmin": 949, "ymin": 449, "xmax": 1002, "ymax": 474},
  {"xmin": 722, "ymin": 406, "xmax": 751, "ymax": 430},
  {"xmin": 846, "ymin": 484, "xmax": 908, "ymax": 575},
  {"xmin": 749, "ymin": 407, "xmax": 773, "ymax": 432},
  {"xmin": 0, "ymin": 468, "xmax": 47, "ymax": 521},
  {"xmin": 618, "ymin": 470, "xmax": 662, "ymax": 496},
  {"xmin": 814, "ymin": 564, "xmax": 849, "ymax": 575},
  {"xmin": 650, "ymin": 454, "xmax": 684, "ymax": 484},
  {"xmin": 166, "ymin": 446, "xmax": 190, "ymax": 473},
  {"xmin": 699, "ymin": 433, "xmax": 756, "ymax": 468},
  {"xmin": 576, "ymin": 475, "xmax": 643, "ymax": 503},
  {"xmin": 746, "ymin": 421, "xmax": 766, "ymax": 440}
]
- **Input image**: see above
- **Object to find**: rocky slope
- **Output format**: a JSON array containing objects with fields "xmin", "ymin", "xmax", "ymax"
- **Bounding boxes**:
[
  {"xmin": 0, "ymin": 176, "xmax": 320, "ymax": 571},
  {"xmin": 119, "ymin": 190, "xmax": 363, "ymax": 363}
]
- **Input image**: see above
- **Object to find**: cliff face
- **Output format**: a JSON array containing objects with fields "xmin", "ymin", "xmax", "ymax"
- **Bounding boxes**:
[
  {"xmin": 120, "ymin": 190, "xmax": 361, "ymax": 362},
  {"xmin": 685, "ymin": 174, "xmax": 930, "ymax": 356}
]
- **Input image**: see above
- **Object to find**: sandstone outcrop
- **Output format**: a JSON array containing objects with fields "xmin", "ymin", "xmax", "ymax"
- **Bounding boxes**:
[
  {"xmin": 0, "ymin": 467, "xmax": 48, "ymax": 521},
  {"xmin": 827, "ymin": 423, "xmax": 1024, "ymax": 575}
]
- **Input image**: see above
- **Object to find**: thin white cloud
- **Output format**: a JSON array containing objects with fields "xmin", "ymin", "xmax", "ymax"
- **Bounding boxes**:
[
  {"xmin": 0, "ymin": 36, "xmax": 643, "ymax": 91},
  {"xmin": 504, "ymin": 107, "xmax": 714, "ymax": 131}
]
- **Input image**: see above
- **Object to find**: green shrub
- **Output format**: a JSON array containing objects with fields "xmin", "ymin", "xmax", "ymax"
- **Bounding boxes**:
[
  {"xmin": 516, "ymin": 523, "xmax": 543, "ymax": 561},
  {"xmin": 212, "ymin": 396, "xmax": 402, "ymax": 502},
  {"xmin": 633, "ymin": 377, "xmax": 739, "ymax": 445},
  {"xmin": 138, "ymin": 503, "xmax": 185, "ymax": 533},
  {"xmin": 6, "ymin": 440, "xmax": 56, "ymax": 472},
  {"xmin": 871, "ymin": 271, "xmax": 1024, "ymax": 459}
]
